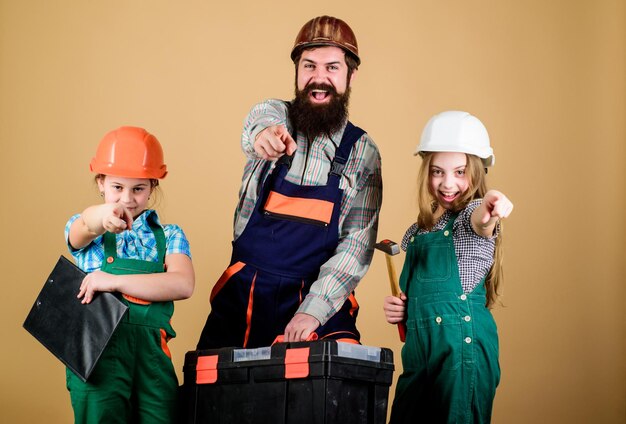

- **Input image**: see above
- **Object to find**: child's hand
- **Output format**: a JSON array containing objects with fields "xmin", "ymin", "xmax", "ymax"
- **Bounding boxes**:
[
  {"xmin": 77, "ymin": 271, "xmax": 119, "ymax": 304},
  {"xmin": 101, "ymin": 203, "xmax": 134, "ymax": 234},
  {"xmin": 478, "ymin": 190, "xmax": 514, "ymax": 224},
  {"xmin": 383, "ymin": 293, "xmax": 407, "ymax": 324},
  {"xmin": 472, "ymin": 190, "xmax": 514, "ymax": 237}
]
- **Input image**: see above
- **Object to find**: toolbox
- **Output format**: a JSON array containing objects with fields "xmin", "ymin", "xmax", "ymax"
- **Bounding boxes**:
[{"xmin": 181, "ymin": 340, "xmax": 394, "ymax": 424}]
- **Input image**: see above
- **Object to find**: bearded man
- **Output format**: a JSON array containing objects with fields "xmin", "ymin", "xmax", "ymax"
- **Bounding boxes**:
[{"xmin": 197, "ymin": 16, "xmax": 382, "ymax": 348}]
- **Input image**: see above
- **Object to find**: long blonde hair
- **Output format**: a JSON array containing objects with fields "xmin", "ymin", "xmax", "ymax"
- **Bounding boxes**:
[{"xmin": 416, "ymin": 152, "xmax": 503, "ymax": 308}]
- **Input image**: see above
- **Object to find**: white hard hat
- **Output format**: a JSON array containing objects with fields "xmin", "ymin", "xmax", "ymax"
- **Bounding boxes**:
[{"xmin": 414, "ymin": 111, "xmax": 495, "ymax": 167}]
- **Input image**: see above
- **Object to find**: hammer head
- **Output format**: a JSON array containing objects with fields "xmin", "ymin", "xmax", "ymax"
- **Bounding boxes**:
[{"xmin": 374, "ymin": 239, "xmax": 400, "ymax": 256}]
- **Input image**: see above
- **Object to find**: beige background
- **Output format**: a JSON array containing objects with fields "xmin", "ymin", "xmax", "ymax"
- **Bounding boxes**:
[{"xmin": 1, "ymin": 0, "xmax": 624, "ymax": 422}]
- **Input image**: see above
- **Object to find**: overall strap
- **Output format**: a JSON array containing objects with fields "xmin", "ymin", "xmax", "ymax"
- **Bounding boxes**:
[
  {"xmin": 443, "ymin": 212, "xmax": 459, "ymax": 232},
  {"xmin": 103, "ymin": 231, "xmax": 117, "ymax": 260},
  {"xmin": 148, "ymin": 213, "xmax": 167, "ymax": 264},
  {"xmin": 329, "ymin": 121, "xmax": 366, "ymax": 178},
  {"xmin": 103, "ymin": 212, "xmax": 166, "ymax": 264}
]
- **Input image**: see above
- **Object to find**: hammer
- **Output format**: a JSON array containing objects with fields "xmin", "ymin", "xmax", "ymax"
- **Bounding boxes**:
[{"xmin": 374, "ymin": 239, "xmax": 406, "ymax": 342}]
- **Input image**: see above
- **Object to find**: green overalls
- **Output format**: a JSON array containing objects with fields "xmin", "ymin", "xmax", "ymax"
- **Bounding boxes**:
[
  {"xmin": 390, "ymin": 214, "xmax": 500, "ymax": 424},
  {"xmin": 66, "ymin": 215, "xmax": 179, "ymax": 424}
]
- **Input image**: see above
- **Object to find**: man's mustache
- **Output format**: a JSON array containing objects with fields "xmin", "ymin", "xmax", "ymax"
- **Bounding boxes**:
[{"xmin": 303, "ymin": 83, "xmax": 338, "ymax": 96}]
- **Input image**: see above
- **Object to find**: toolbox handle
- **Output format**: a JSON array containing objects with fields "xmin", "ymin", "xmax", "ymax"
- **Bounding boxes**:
[{"xmin": 272, "ymin": 332, "xmax": 318, "ymax": 345}]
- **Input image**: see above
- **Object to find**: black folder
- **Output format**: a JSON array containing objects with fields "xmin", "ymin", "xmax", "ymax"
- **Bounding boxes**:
[{"xmin": 23, "ymin": 256, "xmax": 128, "ymax": 382}]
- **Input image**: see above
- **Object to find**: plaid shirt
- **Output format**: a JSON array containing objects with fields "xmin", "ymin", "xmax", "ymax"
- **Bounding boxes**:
[
  {"xmin": 65, "ymin": 209, "xmax": 191, "ymax": 273},
  {"xmin": 401, "ymin": 199, "xmax": 497, "ymax": 293},
  {"xmin": 236, "ymin": 99, "xmax": 383, "ymax": 325}
]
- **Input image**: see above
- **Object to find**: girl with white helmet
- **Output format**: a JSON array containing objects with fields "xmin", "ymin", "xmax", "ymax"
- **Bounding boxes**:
[
  {"xmin": 383, "ymin": 111, "xmax": 513, "ymax": 423},
  {"xmin": 65, "ymin": 126, "xmax": 195, "ymax": 423}
]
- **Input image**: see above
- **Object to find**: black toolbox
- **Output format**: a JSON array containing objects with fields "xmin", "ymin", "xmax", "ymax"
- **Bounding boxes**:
[{"xmin": 181, "ymin": 340, "xmax": 394, "ymax": 424}]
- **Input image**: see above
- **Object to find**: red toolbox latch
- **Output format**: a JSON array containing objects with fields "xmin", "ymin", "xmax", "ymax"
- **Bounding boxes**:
[
  {"xmin": 196, "ymin": 355, "xmax": 218, "ymax": 384},
  {"xmin": 284, "ymin": 347, "xmax": 310, "ymax": 379}
]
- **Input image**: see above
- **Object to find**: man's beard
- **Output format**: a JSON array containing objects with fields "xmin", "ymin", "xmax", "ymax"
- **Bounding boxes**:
[{"xmin": 288, "ymin": 83, "xmax": 350, "ymax": 139}]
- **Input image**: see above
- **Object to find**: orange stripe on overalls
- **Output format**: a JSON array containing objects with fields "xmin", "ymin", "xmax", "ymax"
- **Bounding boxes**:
[
  {"xmin": 264, "ymin": 191, "xmax": 334, "ymax": 224},
  {"xmin": 210, "ymin": 261, "xmax": 246, "ymax": 302},
  {"xmin": 242, "ymin": 272, "xmax": 257, "ymax": 348}
]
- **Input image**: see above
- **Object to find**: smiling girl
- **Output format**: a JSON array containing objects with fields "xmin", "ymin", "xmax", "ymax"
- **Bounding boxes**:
[
  {"xmin": 383, "ymin": 111, "xmax": 513, "ymax": 423},
  {"xmin": 65, "ymin": 126, "xmax": 194, "ymax": 423}
]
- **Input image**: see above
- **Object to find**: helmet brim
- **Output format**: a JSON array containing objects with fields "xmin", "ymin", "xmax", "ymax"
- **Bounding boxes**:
[
  {"xmin": 414, "ymin": 146, "xmax": 495, "ymax": 167},
  {"xmin": 291, "ymin": 42, "xmax": 360, "ymax": 65}
]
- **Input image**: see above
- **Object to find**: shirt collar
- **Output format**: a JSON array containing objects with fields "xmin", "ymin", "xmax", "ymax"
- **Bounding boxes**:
[{"xmin": 132, "ymin": 209, "xmax": 159, "ymax": 232}]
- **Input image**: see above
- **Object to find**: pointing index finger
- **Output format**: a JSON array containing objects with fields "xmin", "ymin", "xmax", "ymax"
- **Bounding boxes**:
[
  {"xmin": 275, "ymin": 125, "xmax": 297, "ymax": 155},
  {"xmin": 121, "ymin": 208, "xmax": 134, "ymax": 230}
]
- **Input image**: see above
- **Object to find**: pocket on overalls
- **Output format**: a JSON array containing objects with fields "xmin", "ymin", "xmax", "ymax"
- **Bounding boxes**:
[
  {"xmin": 416, "ymin": 243, "xmax": 452, "ymax": 282},
  {"xmin": 159, "ymin": 328, "xmax": 172, "ymax": 359},
  {"xmin": 401, "ymin": 318, "xmax": 424, "ymax": 371},
  {"xmin": 210, "ymin": 261, "xmax": 246, "ymax": 302},
  {"xmin": 263, "ymin": 191, "xmax": 333, "ymax": 227},
  {"xmin": 477, "ymin": 309, "xmax": 501, "ymax": 385},
  {"xmin": 416, "ymin": 311, "xmax": 462, "ymax": 371}
]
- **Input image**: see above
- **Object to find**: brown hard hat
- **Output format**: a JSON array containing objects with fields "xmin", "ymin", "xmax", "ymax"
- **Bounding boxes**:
[{"xmin": 291, "ymin": 16, "xmax": 360, "ymax": 65}]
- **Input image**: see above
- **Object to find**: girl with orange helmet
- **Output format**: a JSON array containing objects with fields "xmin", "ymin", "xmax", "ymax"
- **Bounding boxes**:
[{"xmin": 65, "ymin": 126, "xmax": 194, "ymax": 423}]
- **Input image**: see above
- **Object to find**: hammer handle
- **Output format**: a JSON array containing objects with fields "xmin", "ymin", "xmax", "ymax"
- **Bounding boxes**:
[
  {"xmin": 383, "ymin": 254, "xmax": 406, "ymax": 342},
  {"xmin": 397, "ymin": 322, "xmax": 407, "ymax": 342},
  {"xmin": 384, "ymin": 254, "xmax": 400, "ymax": 297}
]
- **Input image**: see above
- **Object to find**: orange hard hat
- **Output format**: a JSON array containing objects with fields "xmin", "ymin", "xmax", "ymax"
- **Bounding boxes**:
[
  {"xmin": 90, "ymin": 126, "xmax": 168, "ymax": 179},
  {"xmin": 291, "ymin": 16, "xmax": 360, "ymax": 65}
]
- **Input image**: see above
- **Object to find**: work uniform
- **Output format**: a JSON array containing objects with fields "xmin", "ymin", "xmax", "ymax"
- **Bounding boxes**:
[
  {"xmin": 197, "ymin": 122, "xmax": 366, "ymax": 349},
  {"xmin": 65, "ymin": 211, "xmax": 187, "ymax": 424},
  {"xmin": 236, "ymin": 100, "xmax": 381, "ymax": 324},
  {"xmin": 390, "ymin": 214, "xmax": 500, "ymax": 424}
]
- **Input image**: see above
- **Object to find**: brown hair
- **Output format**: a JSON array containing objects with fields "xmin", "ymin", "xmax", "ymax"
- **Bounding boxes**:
[{"xmin": 416, "ymin": 153, "xmax": 504, "ymax": 308}]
